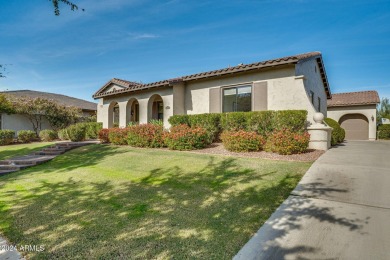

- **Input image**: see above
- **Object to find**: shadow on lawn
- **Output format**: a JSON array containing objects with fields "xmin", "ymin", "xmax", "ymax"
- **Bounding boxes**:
[
  {"xmin": 0, "ymin": 143, "xmax": 53, "ymax": 160},
  {"xmin": 0, "ymin": 147, "xmax": 368, "ymax": 259}
]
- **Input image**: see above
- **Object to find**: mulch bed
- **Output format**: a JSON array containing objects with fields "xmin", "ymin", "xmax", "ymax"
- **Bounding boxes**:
[{"xmin": 187, "ymin": 143, "xmax": 324, "ymax": 162}]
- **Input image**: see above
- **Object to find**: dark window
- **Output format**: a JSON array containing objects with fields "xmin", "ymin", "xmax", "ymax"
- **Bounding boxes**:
[
  {"xmin": 310, "ymin": 91, "xmax": 314, "ymax": 105},
  {"xmin": 223, "ymin": 85, "xmax": 252, "ymax": 112},
  {"xmin": 318, "ymin": 97, "xmax": 321, "ymax": 112},
  {"xmin": 157, "ymin": 101, "xmax": 164, "ymax": 120}
]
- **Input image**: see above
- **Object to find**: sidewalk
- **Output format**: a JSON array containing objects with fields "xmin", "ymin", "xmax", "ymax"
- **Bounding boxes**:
[{"xmin": 234, "ymin": 141, "xmax": 390, "ymax": 260}]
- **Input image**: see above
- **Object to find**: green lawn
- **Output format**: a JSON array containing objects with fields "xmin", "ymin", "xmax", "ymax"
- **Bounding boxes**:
[
  {"xmin": 0, "ymin": 142, "xmax": 55, "ymax": 160},
  {"xmin": 0, "ymin": 144, "xmax": 312, "ymax": 259}
]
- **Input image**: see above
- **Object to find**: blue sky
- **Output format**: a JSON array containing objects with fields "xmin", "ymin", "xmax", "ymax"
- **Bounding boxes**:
[{"xmin": 0, "ymin": 0, "xmax": 389, "ymax": 102}]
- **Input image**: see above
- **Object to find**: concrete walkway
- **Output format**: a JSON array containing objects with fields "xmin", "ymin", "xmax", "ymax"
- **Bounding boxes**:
[{"xmin": 234, "ymin": 141, "xmax": 390, "ymax": 260}]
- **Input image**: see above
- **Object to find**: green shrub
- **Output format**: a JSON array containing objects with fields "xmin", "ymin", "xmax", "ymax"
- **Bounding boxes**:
[
  {"xmin": 0, "ymin": 130, "xmax": 15, "ymax": 145},
  {"xmin": 66, "ymin": 124, "xmax": 86, "ymax": 142},
  {"xmin": 58, "ymin": 128, "xmax": 69, "ymax": 140},
  {"xmin": 108, "ymin": 128, "xmax": 130, "ymax": 145},
  {"xmin": 220, "ymin": 112, "xmax": 248, "ymax": 132},
  {"xmin": 164, "ymin": 124, "xmax": 210, "ymax": 150},
  {"xmin": 84, "ymin": 122, "xmax": 103, "ymax": 139},
  {"xmin": 378, "ymin": 124, "xmax": 390, "ymax": 139},
  {"xmin": 98, "ymin": 129, "xmax": 110, "ymax": 143},
  {"xmin": 149, "ymin": 119, "xmax": 164, "ymax": 126},
  {"xmin": 39, "ymin": 129, "xmax": 58, "ymax": 141},
  {"xmin": 324, "ymin": 118, "xmax": 345, "ymax": 145},
  {"xmin": 168, "ymin": 115, "xmax": 190, "ymax": 126},
  {"xmin": 127, "ymin": 124, "xmax": 165, "ymax": 148},
  {"xmin": 265, "ymin": 129, "xmax": 310, "ymax": 155},
  {"xmin": 188, "ymin": 113, "xmax": 221, "ymax": 142},
  {"xmin": 221, "ymin": 130, "xmax": 265, "ymax": 152},
  {"xmin": 17, "ymin": 130, "xmax": 36, "ymax": 143},
  {"xmin": 273, "ymin": 110, "xmax": 307, "ymax": 132},
  {"xmin": 246, "ymin": 111, "xmax": 275, "ymax": 136}
]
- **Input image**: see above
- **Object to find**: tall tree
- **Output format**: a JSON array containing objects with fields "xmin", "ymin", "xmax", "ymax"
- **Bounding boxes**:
[
  {"xmin": 49, "ymin": 0, "xmax": 84, "ymax": 16},
  {"xmin": 0, "ymin": 94, "xmax": 14, "ymax": 114},
  {"xmin": 378, "ymin": 97, "xmax": 390, "ymax": 121}
]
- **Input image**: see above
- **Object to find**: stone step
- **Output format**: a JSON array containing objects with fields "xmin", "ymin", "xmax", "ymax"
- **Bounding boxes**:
[
  {"xmin": 0, "ymin": 164, "xmax": 32, "ymax": 171},
  {"xmin": 42, "ymin": 147, "xmax": 67, "ymax": 152},
  {"xmin": 0, "ymin": 160, "xmax": 36, "ymax": 166},
  {"xmin": 34, "ymin": 151, "xmax": 64, "ymax": 156}
]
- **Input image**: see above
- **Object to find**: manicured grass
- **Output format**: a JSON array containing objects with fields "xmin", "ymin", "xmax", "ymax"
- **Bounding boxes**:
[
  {"xmin": 0, "ymin": 142, "xmax": 55, "ymax": 160},
  {"xmin": 0, "ymin": 144, "xmax": 312, "ymax": 259}
]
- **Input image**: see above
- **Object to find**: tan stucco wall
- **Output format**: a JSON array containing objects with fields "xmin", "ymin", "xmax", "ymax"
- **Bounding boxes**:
[
  {"xmin": 0, "ymin": 113, "xmax": 52, "ymax": 134},
  {"xmin": 185, "ymin": 66, "xmax": 296, "ymax": 114},
  {"xmin": 295, "ymin": 58, "xmax": 328, "ymax": 116},
  {"xmin": 327, "ymin": 105, "xmax": 377, "ymax": 140},
  {"xmin": 97, "ymin": 87, "xmax": 173, "ymax": 128}
]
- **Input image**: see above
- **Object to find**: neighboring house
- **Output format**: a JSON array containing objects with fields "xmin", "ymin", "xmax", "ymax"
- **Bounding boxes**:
[
  {"xmin": 327, "ymin": 91, "xmax": 380, "ymax": 140},
  {"xmin": 0, "ymin": 90, "xmax": 97, "ymax": 133},
  {"xmin": 94, "ymin": 52, "xmax": 330, "ymax": 130},
  {"xmin": 382, "ymin": 118, "xmax": 390, "ymax": 125}
]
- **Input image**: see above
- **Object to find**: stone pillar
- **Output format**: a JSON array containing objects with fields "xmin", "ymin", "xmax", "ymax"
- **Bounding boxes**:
[{"xmin": 307, "ymin": 112, "xmax": 332, "ymax": 151}]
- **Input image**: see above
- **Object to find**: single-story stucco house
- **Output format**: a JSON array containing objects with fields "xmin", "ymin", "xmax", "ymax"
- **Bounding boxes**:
[
  {"xmin": 0, "ymin": 90, "xmax": 97, "ymax": 133},
  {"xmin": 93, "ymin": 51, "xmax": 380, "ymax": 148}
]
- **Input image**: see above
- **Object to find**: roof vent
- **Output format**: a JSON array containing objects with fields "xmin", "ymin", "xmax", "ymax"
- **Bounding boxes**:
[{"xmin": 238, "ymin": 63, "xmax": 244, "ymax": 66}]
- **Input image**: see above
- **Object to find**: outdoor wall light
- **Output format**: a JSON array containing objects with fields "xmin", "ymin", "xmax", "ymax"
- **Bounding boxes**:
[{"xmin": 371, "ymin": 115, "xmax": 374, "ymax": 121}]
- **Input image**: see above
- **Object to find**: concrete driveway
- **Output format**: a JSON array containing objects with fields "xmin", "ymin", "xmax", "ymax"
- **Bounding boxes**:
[{"xmin": 234, "ymin": 141, "xmax": 390, "ymax": 260}]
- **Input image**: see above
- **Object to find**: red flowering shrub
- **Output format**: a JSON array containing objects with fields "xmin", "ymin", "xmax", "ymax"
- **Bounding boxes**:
[
  {"xmin": 265, "ymin": 129, "xmax": 310, "ymax": 155},
  {"xmin": 108, "ymin": 128, "xmax": 130, "ymax": 145},
  {"xmin": 127, "ymin": 124, "xmax": 165, "ymax": 148},
  {"xmin": 221, "ymin": 130, "xmax": 265, "ymax": 152},
  {"xmin": 98, "ymin": 128, "xmax": 110, "ymax": 143},
  {"xmin": 164, "ymin": 124, "xmax": 210, "ymax": 150}
]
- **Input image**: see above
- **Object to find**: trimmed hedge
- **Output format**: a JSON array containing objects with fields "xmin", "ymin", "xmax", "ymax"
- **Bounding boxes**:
[
  {"xmin": 58, "ymin": 129, "xmax": 69, "ymax": 140},
  {"xmin": 324, "ymin": 118, "xmax": 345, "ymax": 145},
  {"xmin": 378, "ymin": 124, "xmax": 390, "ymax": 139},
  {"xmin": 169, "ymin": 110, "xmax": 307, "ymax": 140},
  {"xmin": 17, "ymin": 130, "xmax": 36, "ymax": 143},
  {"xmin": 108, "ymin": 128, "xmax": 130, "ymax": 145},
  {"xmin": 265, "ymin": 129, "xmax": 310, "ymax": 155},
  {"xmin": 164, "ymin": 124, "xmax": 210, "ymax": 150},
  {"xmin": 98, "ymin": 129, "xmax": 110, "ymax": 143},
  {"xmin": 39, "ymin": 129, "xmax": 58, "ymax": 141},
  {"xmin": 0, "ymin": 130, "xmax": 15, "ymax": 145},
  {"xmin": 221, "ymin": 130, "xmax": 265, "ymax": 152},
  {"xmin": 66, "ymin": 124, "xmax": 86, "ymax": 142},
  {"xmin": 85, "ymin": 122, "xmax": 103, "ymax": 139},
  {"xmin": 127, "ymin": 124, "xmax": 165, "ymax": 148}
]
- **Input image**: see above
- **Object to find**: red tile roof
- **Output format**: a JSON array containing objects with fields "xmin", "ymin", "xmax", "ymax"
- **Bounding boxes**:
[
  {"xmin": 93, "ymin": 51, "xmax": 329, "ymax": 98},
  {"xmin": 327, "ymin": 91, "xmax": 380, "ymax": 107}
]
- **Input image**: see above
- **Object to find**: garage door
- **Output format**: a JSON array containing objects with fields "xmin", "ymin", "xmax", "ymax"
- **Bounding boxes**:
[{"xmin": 339, "ymin": 114, "xmax": 369, "ymax": 140}]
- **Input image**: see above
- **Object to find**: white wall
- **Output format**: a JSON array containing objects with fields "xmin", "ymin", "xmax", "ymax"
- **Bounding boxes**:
[
  {"xmin": 0, "ymin": 113, "xmax": 52, "ymax": 135},
  {"xmin": 327, "ymin": 105, "xmax": 377, "ymax": 140}
]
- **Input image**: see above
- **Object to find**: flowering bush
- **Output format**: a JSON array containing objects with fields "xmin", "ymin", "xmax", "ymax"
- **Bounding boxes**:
[
  {"xmin": 39, "ymin": 129, "xmax": 58, "ymax": 141},
  {"xmin": 221, "ymin": 130, "xmax": 265, "ymax": 152},
  {"xmin": 0, "ymin": 130, "xmax": 15, "ymax": 145},
  {"xmin": 17, "ymin": 130, "xmax": 36, "ymax": 143},
  {"xmin": 108, "ymin": 128, "xmax": 130, "ymax": 145},
  {"xmin": 127, "ymin": 124, "xmax": 165, "ymax": 148},
  {"xmin": 265, "ymin": 129, "xmax": 310, "ymax": 155},
  {"xmin": 98, "ymin": 129, "xmax": 110, "ymax": 143},
  {"xmin": 164, "ymin": 124, "xmax": 210, "ymax": 150}
]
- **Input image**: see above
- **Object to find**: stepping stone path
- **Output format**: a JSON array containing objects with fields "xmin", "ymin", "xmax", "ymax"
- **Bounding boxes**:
[{"xmin": 0, "ymin": 141, "xmax": 100, "ymax": 176}]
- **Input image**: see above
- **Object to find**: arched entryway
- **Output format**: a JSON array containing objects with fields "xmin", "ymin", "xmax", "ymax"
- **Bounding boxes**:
[
  {"xmin": 339, "ymin": 114, "xmax": 369, "ymax": 140},
  {"xmin": 108, "ymin": 101, "xmax": 120, "ymax": 128},
  {"xmin": 148, "ymin": 94, "xmax": 164, "ymax": 122},
  {"xmin": 126, "ymin": 98, "xmax": 139, "ymax": 125}
]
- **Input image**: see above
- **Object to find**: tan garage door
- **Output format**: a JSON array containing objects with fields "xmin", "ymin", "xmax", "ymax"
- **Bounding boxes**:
[{"xmin": 339, "ymin": 114, "xmax": 369, "ymax": 140}]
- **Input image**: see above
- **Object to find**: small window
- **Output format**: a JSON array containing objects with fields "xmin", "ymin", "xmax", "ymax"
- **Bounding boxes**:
[
  {"xmin": 223, "ymin": 85, "xmax": 252, "ymax": 112},
  {"xmin": 317, "ymin": 97, "xmax": 321, "ymax": 112},
  {"xmin": 310, "ymin": 91, "xmax": 314, "ymax": 105}
]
